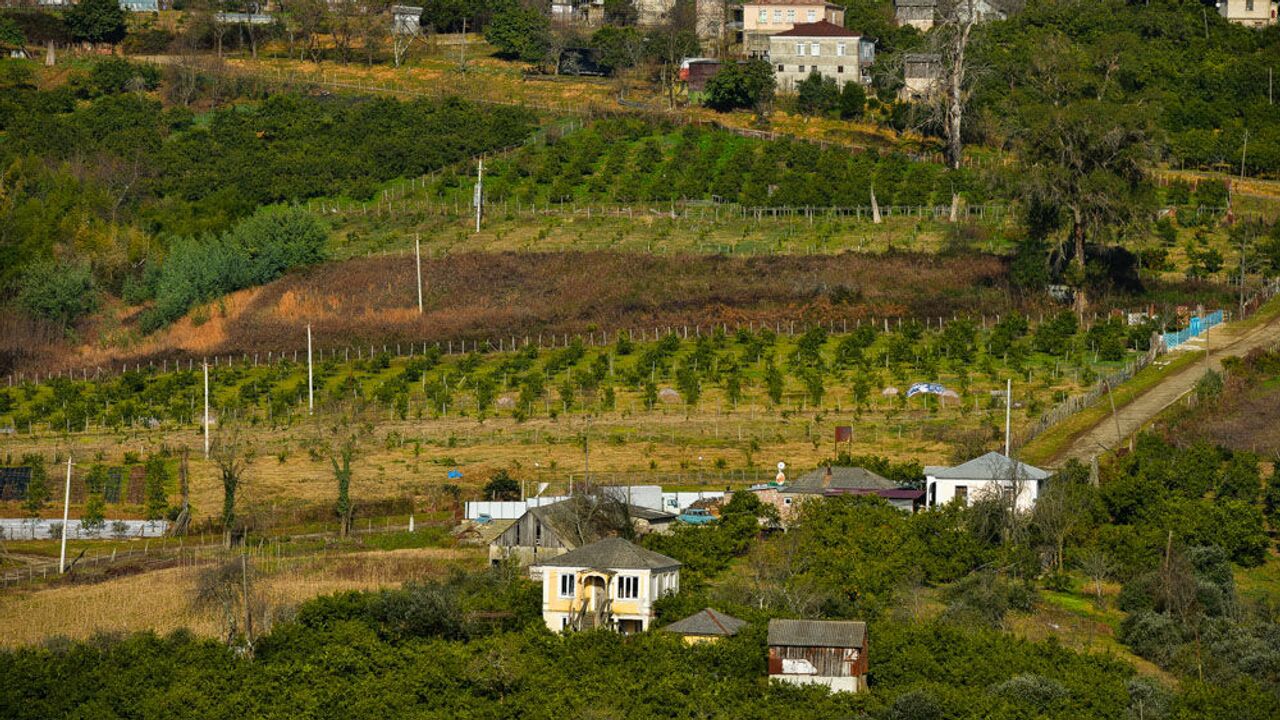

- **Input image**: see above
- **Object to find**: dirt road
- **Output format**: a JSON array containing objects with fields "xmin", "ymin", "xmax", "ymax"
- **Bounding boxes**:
[{"xmin": 1052, "ymin": 310, "xmax": 1280, "ymax": 465}]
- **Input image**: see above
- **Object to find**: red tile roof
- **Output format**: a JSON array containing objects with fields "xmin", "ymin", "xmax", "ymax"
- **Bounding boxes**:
[{"xmin": 772, "ymin": 20, "xmax": 860, "ymax": 37}]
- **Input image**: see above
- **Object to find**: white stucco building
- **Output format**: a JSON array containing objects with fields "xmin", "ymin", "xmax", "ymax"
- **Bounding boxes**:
[
  {"xmin": 924, "ymin": 452, "xmax": 1050, "ymax": 511},
  {"xmin": 768, "ymin": 20, "xmax": 875, "ymax": 91},
  {"xmin": 1218, "ymin": 0, "xmax": 1277, "ymax": 27}
]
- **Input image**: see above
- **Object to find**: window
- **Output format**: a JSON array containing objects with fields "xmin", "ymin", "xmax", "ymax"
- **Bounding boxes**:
[
  {"xmin": 786, "ymin": 9, "xmax": 795, "ymax": 22},
  {"xmin": 561, "ymin": 617, "xmax": 570, "ymax": 630},
  {"xmin": 796, "ymin": 43, "xmax": 805, "ymax": 56},
  {"xmin": 777, "ymin": 64, "xmax": 784, "ymax": 72},
  {"xmin": 836, "ymin": 42, "xmax": 845, "ymax": 56},
  {"xmin": 535, "ymin": 522, "xmax": 542, "ymax": 544},
  {"xmin": 774, "ymin": 9, "xmax": 782, "ymax": 22},
  {"xmin": 1247, "ymin": 0, "xmax": 1254, "ymax": 10},
  {"xmin": 783, "ymin": 497, "xmax": 792, "ymax": 505},
  {"xmin": 758, "ymin": 8, "xmax": 767, "ymax": 21},
  {"xmin": 954, "ymin": 486, "xmax": 969, "ymax": 505},
  {"xmin": 559, "ymin": 573, "xmax": 575, "ymax": 598},
  {"xmin": 837, "ymin": 66, "xmax": 844, "ymax": 73},
  {"xmin": 806, "ymin": 9, "xmax": 815, "ymax": 21},
  {"xmin": 810, "ymin": 42, "xmax": 820, "ymax": 56},
  {"xmin": 617, "ymin": 575, "xmax": 639, "ymax": 600},
  {"xmin": 798, "ymin": 65, "xmax": 805, "ymax": 72}
]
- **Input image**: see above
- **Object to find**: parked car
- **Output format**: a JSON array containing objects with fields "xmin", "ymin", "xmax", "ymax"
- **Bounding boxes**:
[{"xmin": 677, "ymin": 508, "xmax": 717, "ymax": 525}]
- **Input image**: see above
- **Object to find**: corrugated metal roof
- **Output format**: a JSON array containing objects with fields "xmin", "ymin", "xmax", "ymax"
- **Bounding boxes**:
[
  {"xmin": 662, "ymin": 608, "xmax": 748, "ymax": 636},
  {"xmin": 925, "ymin": 452, "xmax": 1050, "ymax": 482},
  {"xmin": 532, "ymin": 536, "xmax": 681, "ymax": 570},
  {"xmin": 768, "ymin": 619, "xmax": 866, "ymax": 648}
]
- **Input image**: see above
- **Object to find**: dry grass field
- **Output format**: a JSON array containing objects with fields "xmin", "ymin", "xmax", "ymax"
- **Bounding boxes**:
[
  {"xmin": 58, "ymin": 249, "xmax": 1017, "ymax": 369},
  {"xmin": 0, "ymin": 546, "xmax": 481, "ymax": 647}
]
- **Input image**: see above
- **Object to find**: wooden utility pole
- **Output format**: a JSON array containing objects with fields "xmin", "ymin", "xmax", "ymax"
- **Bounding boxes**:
[
  {"xmin": 58, "ymin": 457, "xmax": 71, "ymax": 573},
  {"xmin": 306, "ymin": 324, "xmax": 314, "ymax": 414},
  {"xmin": 474, "ymin": 158, "xmax": 484, "ymax": 233},
  {"xmin": 415, "ymin": 234, "xmax": 424, "ymax": 314},
  {"xmin": 1004, "ymin": 378, "xmax": 1012, "ymax": 456},
  {"xmin": 203, "ymin": 361, "xmax": 210, "ymax": 458},
  {"xmin": 1240, "ymin": 129, "xmax": 1249, "ymax": 180}
]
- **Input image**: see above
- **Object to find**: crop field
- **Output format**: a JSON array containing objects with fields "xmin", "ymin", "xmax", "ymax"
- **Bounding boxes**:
[{"xmin": 1, "ymin": 312, "xmax": 1166, "ymax": 529}]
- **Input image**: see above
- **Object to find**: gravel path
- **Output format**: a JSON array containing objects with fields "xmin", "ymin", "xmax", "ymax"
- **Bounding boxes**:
[{"xmin": 1052, "ymin": 311, "xmax": 1280, "ymax": 465}]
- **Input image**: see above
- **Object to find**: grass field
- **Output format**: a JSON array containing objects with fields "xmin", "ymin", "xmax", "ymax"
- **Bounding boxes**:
[{"xmin": 0, "ymin": 545, "xmax": 481, "ymax": 647}]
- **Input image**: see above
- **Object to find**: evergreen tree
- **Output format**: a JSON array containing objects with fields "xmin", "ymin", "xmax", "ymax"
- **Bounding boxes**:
[
  {"xmin": 143, "ymin": 456, "xmax": 170, "ymax": 521},
  {"xmin": 64, "ymin": 0, "xmax": 127, "ymax": 45}
]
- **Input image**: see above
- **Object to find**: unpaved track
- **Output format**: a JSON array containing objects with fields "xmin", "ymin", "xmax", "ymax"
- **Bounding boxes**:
[{"xmin": 1052, "ymin": 311, "xmax": 1280, "ymax": 465}]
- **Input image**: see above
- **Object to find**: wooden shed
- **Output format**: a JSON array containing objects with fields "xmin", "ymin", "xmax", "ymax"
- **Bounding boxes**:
[{"xmin": 767, "ymin": 619, "xmax": 868, "ymax": 693}]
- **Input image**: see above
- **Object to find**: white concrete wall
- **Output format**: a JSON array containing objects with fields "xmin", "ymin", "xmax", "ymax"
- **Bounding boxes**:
[
  {"xmin": 926, "ymin": 477, "xmax": 1039, "ymax": 511},
  {"xmin": 771, "ymin": 674, "xmax": 859, "ymax": 693}
]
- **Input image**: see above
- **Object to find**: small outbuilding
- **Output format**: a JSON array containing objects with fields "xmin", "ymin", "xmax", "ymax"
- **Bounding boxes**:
[
  {"xmin": 662, "ymin": 608, "xmax": 747, "ymax": 644},
  {"xmin": 767, "ymin": 618, "xmax": 868, "ymax": 693}
]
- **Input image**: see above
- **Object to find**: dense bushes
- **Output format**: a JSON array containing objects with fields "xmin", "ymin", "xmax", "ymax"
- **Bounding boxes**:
[
  {"xmin": 15, "ymin": 261, "xmax": 97, "ymax": 329},
  {"xmin": 0, "ymin": 82, "xmax": 537, "ymax": 291},
  {"xmin": 449, "ymin": 117, "xmax": 978, "ymax": 208},
  {"xmin": 140, "ymin": 205, "xmax": 328, "ymax": 331},
  {"xmin": 966, "ymin": 0, "xmax": 1280, "ymax": 174}
]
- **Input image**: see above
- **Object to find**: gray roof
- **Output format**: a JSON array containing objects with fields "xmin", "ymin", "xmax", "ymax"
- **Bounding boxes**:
[
  {"xmin": 662, "ymin": 608, "xmax": 747, "ymax": 637},
  {"xmin": 790, "ymin": 466, "xmax": 898, "ymax": 493},
  {"xmin": 533, "ymin": 536, "xmax": 681, "ymax": 570},
  {"xmin": 924, "ymin": 452, "xmax": 1050, "ymax": 482},
  {"xmin": 768, "ymin": 619, "xmax": 866, "ymax": 648},
  {"xmin": 628, "ymin": 505, "xmax": 677, "ymax": 522}
]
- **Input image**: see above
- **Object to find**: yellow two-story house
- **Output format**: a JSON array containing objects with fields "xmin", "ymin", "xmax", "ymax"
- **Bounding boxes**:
[{"xmin": 531, "ymin": 536, "xmax": 681, "ymax": 634}]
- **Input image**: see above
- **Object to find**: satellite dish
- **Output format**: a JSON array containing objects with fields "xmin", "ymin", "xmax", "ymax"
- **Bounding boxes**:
[{"xmin": 777, "ymin": 461, "xmax": 786, "ymax": 471}]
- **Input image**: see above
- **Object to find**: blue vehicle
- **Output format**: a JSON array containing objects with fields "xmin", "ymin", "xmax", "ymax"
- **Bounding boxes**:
[{"xmin": 677, "ymin": 508, "xmax": 717, "ymax": 525}]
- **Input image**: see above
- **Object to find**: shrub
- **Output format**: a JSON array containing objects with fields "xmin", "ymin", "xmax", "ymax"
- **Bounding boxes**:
[
  {"xmin": 142, "ymin": 206, "xmax": 327, "ymax": 331},
  {"xmin": 87, "ymin": 57, "xmax": 160, "ymax": 95},
  {"xmin": 16, "ymin": 261, "xmax": 98, "ymax": 328}
]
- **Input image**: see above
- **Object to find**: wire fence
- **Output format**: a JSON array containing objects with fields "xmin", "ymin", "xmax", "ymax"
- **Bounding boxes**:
[{"xmin": 8, "ymin": 308, "xmax": 1171, "ymax": 389}]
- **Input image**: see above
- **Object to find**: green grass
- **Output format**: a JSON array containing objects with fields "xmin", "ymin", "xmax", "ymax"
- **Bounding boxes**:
[{"xmin": 1235, "ymin": 555, "xmax": 1280, "ymax": 607}]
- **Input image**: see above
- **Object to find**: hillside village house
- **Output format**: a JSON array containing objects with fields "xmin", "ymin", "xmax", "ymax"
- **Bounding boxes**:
[
  {"xmin": 893, "ymin": 0, "xmax": 1006, "ymax": 31},
  {"xmin": 924, "ymin": 452, "xmax": 1050, "ymax": 511},
  {"xmin": 742, "ymin": 0, "xmax": 846, "ymax": 55},
  {"xmin": 768, "ymin": 21, "xmax": 874, "ymax": 92},
  {"xmin": 661, "ymin": 608, "xmax": 747, "ymax": 644},
  {"xmin": 767, "ymin": 619, "xmax": 868, "ymax": 693},
  {"xmin": 1217, "ymin": 0, "xmax": 1278, "ymax": 27},
  {"xmin": 489, "ymin": 498, "xmax": 674, "ymax": 574},
  {"xmin": 531, "ymin": 536, "xmax": 680, "ymax": 634},
  {"xmin": 900, "ymin": 52, "xmax": 942, "ymax": 101},
  {"xmin": 739, "ymin": 465, "xmax": 922, "ymax": 521}
]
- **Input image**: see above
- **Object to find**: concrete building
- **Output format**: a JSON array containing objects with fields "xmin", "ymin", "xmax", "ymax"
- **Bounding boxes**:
[
  {"xmin": 532, "ymin": 537, "xmax": 681, "ymax": 634},
  {"xmin": 768, "ymin": 20, "xmax": 874, "ymax": 92},
  {"xmin": 1217, "ymin": 0, "xmax": 1277, "ymax": 27},
  {"xmin": 767, "ymin": 619, "xmax": 868, "ymax": 693},
  {"xmin": 899, "ymin": 52, "xmax": 941, "ymax": 101},
  {"xmin": 741, "ymin": 0, "xmax": 845, "ymax": 55},
  {"xmin": 924, "ymin": 452, "xmax": 1050, "ymax": 511},
  {"xmin": 893, "ymin": 0, "xmax": 1007, "ymax": 32},
  {"xmin": 489, "ymin": 498, "xmax": 675, "ymax": 573}
]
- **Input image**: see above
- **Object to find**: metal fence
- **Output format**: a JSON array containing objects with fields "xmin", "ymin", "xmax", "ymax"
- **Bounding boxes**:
[{"xmin": 1161, "ymin": 310, "xmax": 1223, "ymax": 351}]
